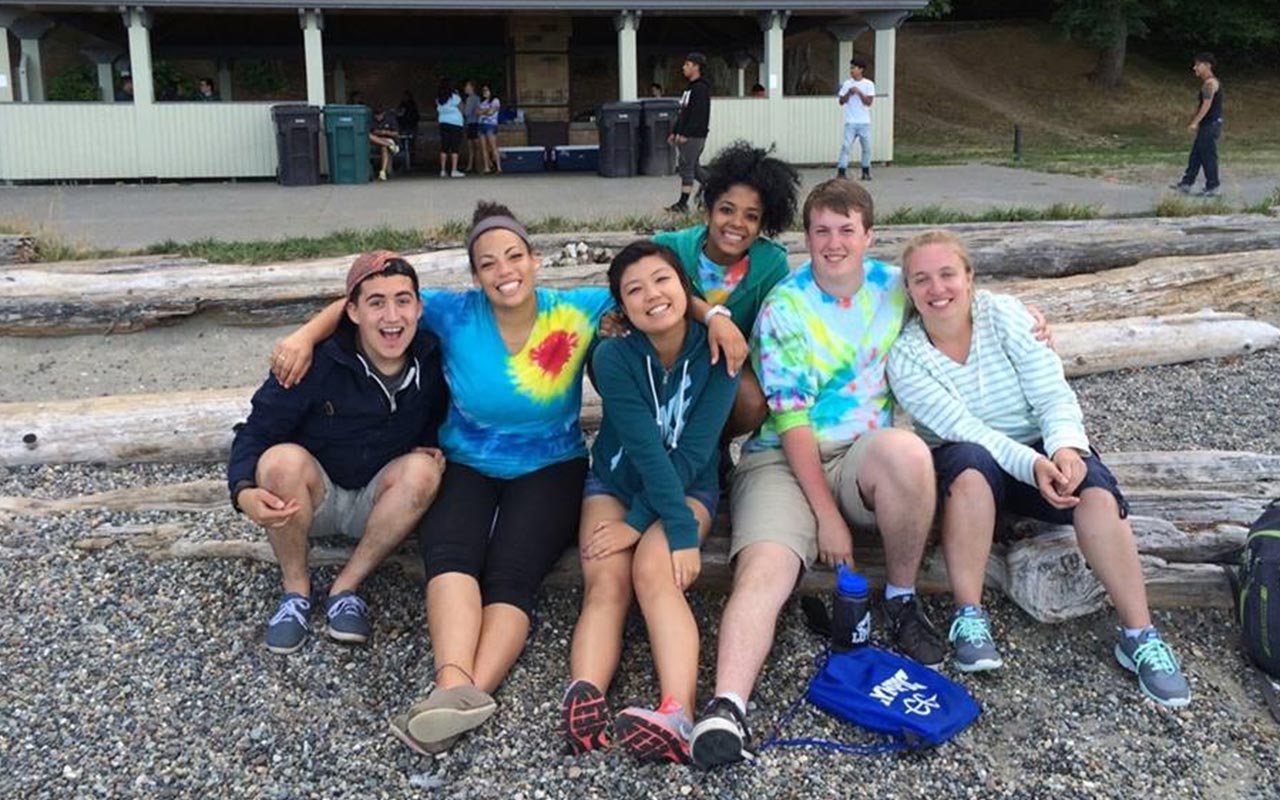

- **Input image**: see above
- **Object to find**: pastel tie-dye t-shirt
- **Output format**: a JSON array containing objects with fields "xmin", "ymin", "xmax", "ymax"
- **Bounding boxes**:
[
  {"xmin": 747, "ymin": 259, "xmax": 907, "ymax": 452},
  {"xmin": 419, "ymin": 286, "xmax": 614, "ymax": 478},
  {"xmin": 696, "ymin": 251, "xmax": 750, "ymax": 307}
]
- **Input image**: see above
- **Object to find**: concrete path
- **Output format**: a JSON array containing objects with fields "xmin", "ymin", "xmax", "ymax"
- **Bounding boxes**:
[{"xmin": 2, "ymin": 164, "xmax": 1273, "ymax": 250}]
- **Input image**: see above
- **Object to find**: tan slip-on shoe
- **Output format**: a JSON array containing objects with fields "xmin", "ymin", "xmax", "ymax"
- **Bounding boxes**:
[{"xmin": 404, "ymin": 685, "xmax": 497, "ymax": 743}]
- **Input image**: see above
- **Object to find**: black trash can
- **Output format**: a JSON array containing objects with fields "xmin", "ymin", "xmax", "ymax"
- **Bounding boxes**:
[
  {"xmin": 271, "ymin": 104, "xmax": 322, "ymax": 186},
  {"xmin": 639, "ymin": 98, "xmax": 680, "ymax": 176},
  {"xmin": 596, "ymin": 101, "xmax": 642, "ymax": 178}
]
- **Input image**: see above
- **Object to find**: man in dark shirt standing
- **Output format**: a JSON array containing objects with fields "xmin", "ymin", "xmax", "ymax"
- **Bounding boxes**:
[
  {"xmin": 1171, "ymin": 52, "xmax": 1224, "ymax": 197},
  {"xmin": 667, "ymin": 51, "xmax": 712, "ymax": 214}
]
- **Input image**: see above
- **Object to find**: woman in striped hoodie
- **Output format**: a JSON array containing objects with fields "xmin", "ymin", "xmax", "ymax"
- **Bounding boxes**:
[{"xmin": 887, "ymin": 230, "xmax": 1191, "ymax": 709}]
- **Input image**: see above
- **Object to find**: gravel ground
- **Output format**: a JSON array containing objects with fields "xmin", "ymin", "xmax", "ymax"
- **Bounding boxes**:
[{"xmin": 3, "ymin": 348, "xmax": 1280, "ymax": 798}]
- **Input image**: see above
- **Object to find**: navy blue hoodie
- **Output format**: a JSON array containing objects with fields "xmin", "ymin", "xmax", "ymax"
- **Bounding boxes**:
[
  {"xmin": 227, "ymin": 323, "xmax": 446, "ymax": 503},
  {"xmin": 589, "ymin": 321, "xmax": 739, "ymax": 550}
]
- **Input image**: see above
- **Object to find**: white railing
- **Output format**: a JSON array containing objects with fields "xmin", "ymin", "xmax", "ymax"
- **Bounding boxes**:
[
  {"xmin": 0, "ymin": 102, "xmax": 282, "ymax": 181},
  {"xmin": 705, "ymin": 95, "xmax": 892, "ymax": 166}
]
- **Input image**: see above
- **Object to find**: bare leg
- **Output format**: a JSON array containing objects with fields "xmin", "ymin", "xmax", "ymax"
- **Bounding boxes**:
[
  {"xmin": 449, "ymin": 152, "xmax": 460, "ymax": 174},
  {"xmin": 330, "ymin": 452, "xmax": 442, "ymax": 596},
  {"xmin": 569, "ymin": 496, "xmax": 634, "ymax": 692},
  {"xmin": 426, "ymin": 573, "xmax": 483, "ymax": 688},
  {"xmin": 712, "ymin": 542, "xmax": 801, "ymax": 701},
  {"xmin": 633, "ymin": 499, "xmax": 711, "ymax": 711},
  {"xmin": 854, "ymin": 429, "xmax": 936, "ymax": 587},
  {"xmin": 439, "ymin": 150, "xmax": 447, "ymax": 174},
  {"xmin": 471, "ymin": 603, "xmax": 530, "ymax": 694},
  {"xmin": 1074, "ymin": 488, "xmax": 1152, "ymax": 629},
  {"xmin": 255, "ymin": 444, "xmax": 326, "ymax": 597},
  {"xmin": 940, "ymin": 469, "xmax": 997, "ymax": 607}
]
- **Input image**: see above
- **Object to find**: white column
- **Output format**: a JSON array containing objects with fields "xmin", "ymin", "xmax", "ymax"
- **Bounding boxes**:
[
  {"xmin": 300, "ymin": 9, "xmax": 325, "ymax": 107},
  {"xmin": 217, "ymin": 59, "xmax": 233, "ymax": 101},
  {"xmin": 82, "ymin": 46, "xmax": 122, "ymax": 103},
  {"xmin": 615, "ymin": 10, "xmax": 639, "ymax": 101},
  {"xmin": 0, "ymin": 26, "xmax": 14, "ymax": 102},
  {"xmin": 758, "ymin": 11, "xmax": 787, "ymax": 98},
  {"xmin": 864, "ymin": 11, "xmax": 909, "ymax": 164},
  {"xmin": 732, "ymin": 51, "xmax": 753, "ymax": 98},
  {"xmin": 123, "ymin": 7, "xmax": 154, "ymax": 106},
  {"xmin": 827, "ymin": 22, "xmax": 867, "ymax": 87},
  {"xmin": 11, "ymin": 17, "xmax": 54, "ymax": 102}
]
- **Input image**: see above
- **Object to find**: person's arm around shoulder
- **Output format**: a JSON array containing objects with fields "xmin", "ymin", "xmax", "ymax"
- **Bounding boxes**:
[{"xmin": 272, "ymin": 299, "xmax": 346, "ymax": 388}]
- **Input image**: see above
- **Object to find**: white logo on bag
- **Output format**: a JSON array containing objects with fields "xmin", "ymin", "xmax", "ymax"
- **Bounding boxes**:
[
  {"xmin": 902, "ymin": 693, "xmax": 941, "ymax": 716},
  {"xmin": 869, "ymin": 669, "xmax": 927, "ymax": 707}
]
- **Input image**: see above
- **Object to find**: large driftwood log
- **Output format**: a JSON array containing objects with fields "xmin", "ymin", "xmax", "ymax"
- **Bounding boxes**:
[
  {"xmin": 6, "ymin": 217, "xmax": 1280, "ymax": 335},
  {"xmin": 4, "ymin": 312, "xmax": 1277, "ymax": 467},
  {"xmin": 1104, "ymin": 450, "xmax": 1280, "ymax": 493}
]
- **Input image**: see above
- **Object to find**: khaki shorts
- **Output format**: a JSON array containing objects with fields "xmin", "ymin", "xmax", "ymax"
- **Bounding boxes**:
[
  {"xmin": 729, "ymin": 431, "xmax": 884, "ymax": 568},
  {"xmin": 310, "ymin": 460, "xmax": 392, "ymax": 540}
]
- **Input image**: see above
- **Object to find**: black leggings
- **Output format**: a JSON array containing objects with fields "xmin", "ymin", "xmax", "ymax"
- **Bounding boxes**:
[{"xmin": 417, "ymin": 458, "xmax": 587, "ymax": 617}]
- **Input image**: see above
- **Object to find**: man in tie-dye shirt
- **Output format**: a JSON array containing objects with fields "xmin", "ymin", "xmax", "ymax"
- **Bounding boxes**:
[{"xmin": 689, "ymin": 180, "xmax": 945, "ymax": 770}]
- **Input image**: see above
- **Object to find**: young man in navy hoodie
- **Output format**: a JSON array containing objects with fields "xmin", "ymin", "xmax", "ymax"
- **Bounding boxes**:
[{"xmin": 228, "ymin": 251, "xmax": 448, "ymax": 654}]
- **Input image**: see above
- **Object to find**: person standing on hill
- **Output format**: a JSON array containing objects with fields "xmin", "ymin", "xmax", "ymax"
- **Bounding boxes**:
[
  {"xmin": 835, "ymin": 57, "xmax": 875, "ymax": 181},
  {"xmin": 667, "ymin": 52, "xmax": 712, "ymax": 214},
  {"xmin": 1171, "ymin": 52, "xmax": 1223, "ymax": 197}
]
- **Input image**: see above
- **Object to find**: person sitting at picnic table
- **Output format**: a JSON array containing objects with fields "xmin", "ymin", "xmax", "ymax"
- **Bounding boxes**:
[{"xmin": 370, "ymin": 107, "xmax": 401, "ymax": 182}]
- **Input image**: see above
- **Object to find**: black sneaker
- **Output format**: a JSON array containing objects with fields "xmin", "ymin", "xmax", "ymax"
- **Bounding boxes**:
[
  {"xmin": 1169, "ymin": 182, "xmax": 1192, "ymax": 194},
  {"xmin": 861, "ymin": 168, "xmax": 872, "ymax": 181},
  {"xmin": 690, "ymin": 696, "xmax": 754, "ymax": 770},
  {"xmin": 836, "ymin": 168, "xmax": 847, "ymax": 179},
  {"xmin": 883, "ymin": 594, "xmax": 945, "ymax": 668}
]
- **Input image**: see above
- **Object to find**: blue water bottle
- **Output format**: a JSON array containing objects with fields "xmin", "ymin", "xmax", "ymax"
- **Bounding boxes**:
[{"xmin": 831, "ymin": 565, "xmax": 871, "ymax": 651}]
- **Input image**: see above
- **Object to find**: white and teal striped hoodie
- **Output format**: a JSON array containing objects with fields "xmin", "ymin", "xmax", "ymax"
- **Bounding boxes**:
[{"xmin": 887, "ymin": 290, "xmax": 1089, "ymax": 487}]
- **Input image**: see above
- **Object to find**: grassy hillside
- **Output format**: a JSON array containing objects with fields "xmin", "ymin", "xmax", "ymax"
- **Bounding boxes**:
[{"xmin": 894, "ymin": 22, "xmax": 1280, "ymax": 178}]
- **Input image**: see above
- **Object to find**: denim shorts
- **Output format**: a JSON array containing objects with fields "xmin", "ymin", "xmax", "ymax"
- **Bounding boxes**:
[
  {"xmin": 583, "ymin": 472, "xmax": 718, "ymax": 523},
  {"xmin": 932, "ymin": 440, "xmax": 1129, "ymax": 527}
]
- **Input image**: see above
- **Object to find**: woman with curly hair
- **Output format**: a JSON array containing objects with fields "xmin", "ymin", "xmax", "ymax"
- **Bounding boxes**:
[{"xmin": 654, "ymin": 140, "xmax": 802, "ymax": 436}]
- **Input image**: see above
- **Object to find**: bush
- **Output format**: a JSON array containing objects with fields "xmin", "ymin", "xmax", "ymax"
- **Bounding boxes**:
[{"xmin": 47, "ymin": 65, "xmax": 100, "ymax": 102}]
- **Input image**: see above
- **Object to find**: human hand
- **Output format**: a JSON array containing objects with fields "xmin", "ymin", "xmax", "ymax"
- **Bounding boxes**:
[
  {"xmin": 240, "ymin": 487, "xmax": 302, "ymax": 529},
  {"xmin": 1033, "ymin": 457, "xmax": 1080, "ymax": 510},
  {"xmin": 411, "ymin": 446, "xmax": 446, "ymax": 471},
  {"xmin": 1187, "ymin": 123, "xmax": 1197, "ymax": 133},
  {"xmin": 1050, "ymin": 447, "xmax": 1087, "ymax": 497},
  {"xmin": 672, "ymin": 548, "xmax": 702, "ymax": 591},
  {"xmin": 707, "ymin": 315, "xmax": 748, "ymax": 376},
  {"xmin": 598, "ymin": 310, "xmax": 631, "ymax": 339},
  {"xmin": 675, "ymin": 135, "xmax": 688, "ymax": 145},
  {"xmin": 1025, "ymin": 304, "xmax": 1055, "ymax": 351},
  {"xmin": 816, "ymin": 509, "xmax": 855, "ymax": 568},
  {"xmin": 666, "ymin": 133, "xmax": 675, "ymax": 145},
  {"xmin": 271, "ymin": 333, "xmax": 316, "ymax": 388},
  {"xmin": 581, "ymin": 520, "xmax": 642, "ymax": 560}
]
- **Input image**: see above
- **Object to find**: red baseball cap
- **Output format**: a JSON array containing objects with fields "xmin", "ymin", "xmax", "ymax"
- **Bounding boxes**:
[{"xmin": 345, "ymin": 250, "xmax": 402, "ymax": 297}]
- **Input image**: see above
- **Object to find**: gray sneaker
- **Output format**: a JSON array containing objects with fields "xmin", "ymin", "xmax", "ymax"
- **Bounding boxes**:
[
  {"xmin": 1114, "ymin": 628, "xmax": 1191, "ymax": 708},
  {"xmin": 948, "ymin": 606, "xmax": 1003, "ymax": 672},
  {"xmin": 265, "ymin": 592, "xmax": 312, "ymax": 654}
]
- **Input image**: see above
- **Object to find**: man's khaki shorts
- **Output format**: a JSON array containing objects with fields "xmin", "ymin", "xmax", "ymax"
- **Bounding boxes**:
[
  {"xmin": 729, "ymin": 431, "xmax": 886, "ymax": 568},
  {"xmin": 309, "ymin": 460, "xmax": 393, "ymax": 540}
]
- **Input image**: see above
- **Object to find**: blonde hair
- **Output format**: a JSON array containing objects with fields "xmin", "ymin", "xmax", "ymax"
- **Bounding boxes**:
[{"xmin": 901, "ymin": 229, "xmax": 974, "ymax": 277}]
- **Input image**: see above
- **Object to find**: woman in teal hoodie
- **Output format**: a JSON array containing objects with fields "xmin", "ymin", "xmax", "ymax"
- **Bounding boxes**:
[
  {"xmin": 561, "ymin": 241, "xmax": 739, "ymax": 765},
  {"xmin": 654, "ymin": 141, "xmax": 801, "ymax": 436}
]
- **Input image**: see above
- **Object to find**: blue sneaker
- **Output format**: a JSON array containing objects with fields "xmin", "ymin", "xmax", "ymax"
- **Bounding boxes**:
[
  {"xmin": 324, "ymin": 591, "xmax": 371, "ymax": 644},
  {"xmin": 1114, "ymin": 628, "xmax": 1191, "ymax": 708},
  {"xmin": 265, "ymin": 592, "xmax": 312, "ymax": 654},
  {"xmin": 948, "ymin": 606, "xmax": 1003, "ymax": 673}
]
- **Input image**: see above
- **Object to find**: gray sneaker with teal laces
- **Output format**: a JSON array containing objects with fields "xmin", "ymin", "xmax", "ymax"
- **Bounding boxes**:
[
  {"xmin": 1114, "ymin": 627, "xmax": 1191, "ymax": 708},
  {"xmin": 948, "ymin": 606, "xmax": 1003, "ymax": 672}
]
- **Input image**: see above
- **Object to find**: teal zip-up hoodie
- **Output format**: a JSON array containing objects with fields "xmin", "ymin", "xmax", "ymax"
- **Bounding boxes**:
[
  {"xmin": 589, "ymin": 322, "xmax": 740, "ymax": 550},
  {"xmin": 653, "ymin": 223, "xmax": 791, "ymax": 336}
]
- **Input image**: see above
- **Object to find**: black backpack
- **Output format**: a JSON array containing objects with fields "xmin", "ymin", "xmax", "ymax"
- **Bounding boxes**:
[{"xmin": 1234, "ymin": 500, "xmax": 1280, "ymax": 684}]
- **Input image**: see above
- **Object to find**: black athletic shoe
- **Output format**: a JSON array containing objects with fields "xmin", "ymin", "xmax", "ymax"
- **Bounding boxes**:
[
  {"xmin": 837, "ymin": 168, "xmax": 847, "ymax": 179},
  {"xmin": 690, "ymin": 696, "xmax": 754, "ymax": 770},
  {"xmin": 883, "ymin": 594, "xmax": 945, "ymax": 668},
  {"xmin": 560, "ymin": 679, "xmax": 612, "ymax": 755},
  {"xmin": 861, "ymin": 168, "xmax": 872, "ymax": 181}
]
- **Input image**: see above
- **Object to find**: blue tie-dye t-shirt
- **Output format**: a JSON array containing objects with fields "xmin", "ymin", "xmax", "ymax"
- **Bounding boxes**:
[{"xmin": 418, "ymin": 286, "xmax": 615, "ymax": 479}]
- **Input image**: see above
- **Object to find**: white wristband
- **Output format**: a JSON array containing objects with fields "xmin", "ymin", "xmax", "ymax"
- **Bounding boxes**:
[{"xmin": 703, "ymin": 304, "xmax": 732, "ymax": 326}]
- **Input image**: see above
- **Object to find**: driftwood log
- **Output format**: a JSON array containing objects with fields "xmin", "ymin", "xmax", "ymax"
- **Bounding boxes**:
[
  {"xmin": 5, "ymin": 219, "xmax": 1279, "ymax": 336},
  {"xmin": 4, "ymin": 313, "xmax": 1277, "ymax": 467}
]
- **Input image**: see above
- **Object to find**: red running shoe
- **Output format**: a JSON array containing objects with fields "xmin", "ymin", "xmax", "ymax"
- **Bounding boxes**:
[
  {"xmin": 613, "ymin": 697, "xmax": 693, "ymax": 765},
  {"xmin": 560, "ymin": 679, "xmax": 612, "ymax": 755}
]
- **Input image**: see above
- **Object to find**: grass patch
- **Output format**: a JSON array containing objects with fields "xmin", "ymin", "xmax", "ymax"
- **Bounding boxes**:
[
  {"xmin": 143, "ymin": 226, "xmax": 431, "ymax": 264},
  {"xmin": 881, "ymin": 203, "xmax": 1100, "ymax": 226},
  {"xmin": 1243, "ymin": 186, "xmax": 1280, "ymax": 215},
  {"xmin": 1152, "ymin": 195, "xmax": 1236, "ymax": 217}
]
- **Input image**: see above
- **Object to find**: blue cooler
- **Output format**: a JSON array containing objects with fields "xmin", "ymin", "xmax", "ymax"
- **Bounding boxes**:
[
  {"xmin": 554, "ymin": 145, "xmax": 600, "ymax": 172},
  {"xmin": 500, "ymin": 146, "xmax": 546, "ymax": 173}
]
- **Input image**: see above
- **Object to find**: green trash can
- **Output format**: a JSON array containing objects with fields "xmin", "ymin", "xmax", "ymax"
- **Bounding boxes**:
[{"xmin": 323, "ymin": 104, "xmax": 372, "ymax": 184}]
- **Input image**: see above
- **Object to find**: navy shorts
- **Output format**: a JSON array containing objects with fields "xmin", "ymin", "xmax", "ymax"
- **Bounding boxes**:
[
  {"xmin": 932, "ymin": 440, "xmax": 1129, "ymax": 526},
  {"xmin": 583, "ymin": 472, "xmax": 718, "ymax": 526}
]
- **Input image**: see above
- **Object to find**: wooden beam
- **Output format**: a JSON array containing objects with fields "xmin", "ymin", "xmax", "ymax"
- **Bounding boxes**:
[{"xmin": 1052, "ymin": 312, "xmax": 1280, "ymax": 376}]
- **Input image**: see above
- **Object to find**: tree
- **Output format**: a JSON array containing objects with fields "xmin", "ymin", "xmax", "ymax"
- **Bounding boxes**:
[{"xmin": 1054, "ymin": 0, "xmax": 1153, "ymax": 86}]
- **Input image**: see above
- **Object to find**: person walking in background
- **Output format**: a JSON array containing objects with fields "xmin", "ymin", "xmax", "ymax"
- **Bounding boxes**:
[
  {"xmin": 461, "ymin": 80, "xmax": 483, "ymax": 173},
  {"xmin": 1171, "ymin": 52, "xmax": 1223, "ymax": 197},
  {"xmin": 477, "ymin": 84, "xmax": 502, "ymax": 174},
  {"xmin": 666, "ymin": 52, "xmax": 712, "ymax": 214},
  {"xmin": 836, "ymin": 57, "xmax": 875, "ymax": 181},
  {"xmin": 436, "ymin": 79, "xmax": 466, "ymax": 178}
]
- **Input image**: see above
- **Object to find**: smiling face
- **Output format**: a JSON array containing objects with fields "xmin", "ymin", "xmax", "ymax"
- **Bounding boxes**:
[
  {"xmin": 850, "ymin": 64, "xmax": 864, "ymax": 80},
  {"xmin": 471, "ymin": 228, "xmax": 539, "ymax": 309},
  {"xmin": 618, "ymin": 254, "xmax": 689, "ymax": 337},
  {"xmin": 704, "ymin": 183, "xmax": 764, "ymax": 264},
  {"xmin": 345, "ymin": 274, "xmax": 421, "ymax": 372},
  {"xmin": 904, "ymin": 242, "xmax": 974, "ymax": 327},
  {"xmin": 804, "ymin": 205, "xmax": 874, "ymax": 294}
]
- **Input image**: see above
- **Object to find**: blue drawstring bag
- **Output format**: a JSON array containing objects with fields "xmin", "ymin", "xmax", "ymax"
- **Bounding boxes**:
[{"xmin": 763, "ymin": 646, "xmax": 981, "ymax": 755}]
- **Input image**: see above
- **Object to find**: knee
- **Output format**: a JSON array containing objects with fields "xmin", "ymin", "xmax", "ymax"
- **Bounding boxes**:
[
  {"xmin": 256, "ymin": 444, "xmax": 318, "ymax": 494},
  {"xmin": 631, "ymin": 547, "xmax": 672, "ymax": 598},
  {"xmin": 949, "ymin": 468, "xmax": 995, "ymax": 505},
  {"xmin": 730, "ymin": 548, "xmax": 796, "ymax": 608},
  {"xmin": 584, "ymin": 569, "xmax": 633, "ymax": 609},
  {"xmin": 1077, "ymin": 487, "xmax": 1120, "ymax": 517},
  {"xmin": 735, "ymin": 385, "xmax": 768, "ymax": 430},
  {"xmin": 387, "ymin": 453, "xmax": 443, "ymax": 510},
  {"xmin": 870, "ymin": 430, "xmax": 934, "ymax": 485}
]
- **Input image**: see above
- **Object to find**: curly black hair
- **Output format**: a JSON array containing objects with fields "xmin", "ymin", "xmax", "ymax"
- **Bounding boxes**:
[
  {"xmin": 696, "ymin": 141, "xmax": 801, "ymax": 237},
  {"xmin": 471, "ymin": 199, "xmax": 520, "ymax": 226}
]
